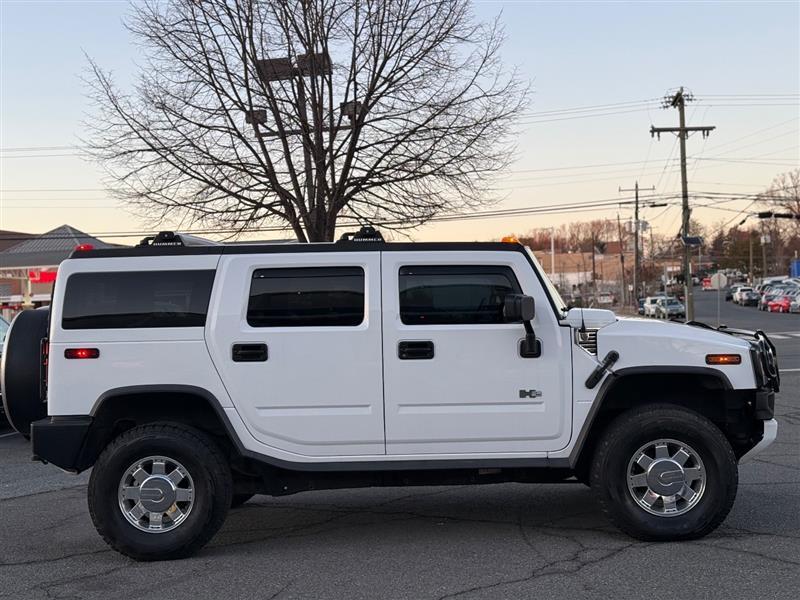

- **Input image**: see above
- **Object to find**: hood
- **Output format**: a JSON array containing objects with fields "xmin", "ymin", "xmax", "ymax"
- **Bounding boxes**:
[{"xmin": 593, "ymin": 317, "xmax": 754, "ymax": 388}]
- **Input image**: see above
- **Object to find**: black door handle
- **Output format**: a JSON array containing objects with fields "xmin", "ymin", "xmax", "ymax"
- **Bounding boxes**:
[
  {"xmin": 232, "ymin": 343, "xmax": 268, "ymax": 362},
  {"xmin": 398, "ymin": 340, "xmax": 434, "ymax": 360}
]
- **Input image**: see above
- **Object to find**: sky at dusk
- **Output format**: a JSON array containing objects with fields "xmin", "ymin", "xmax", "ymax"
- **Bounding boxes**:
[{"xmin": 1, "ymin": 0, "xmax": 798, "ymax": 244}]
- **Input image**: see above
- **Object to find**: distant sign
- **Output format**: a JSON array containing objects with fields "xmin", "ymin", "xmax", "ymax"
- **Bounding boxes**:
[
  {"xmin": 709, "ymin": 273, "xmax": 728, "ymax": 290},
  {"xmin": 29, "ymin": 270, "xmax": 57, "ymax": 284}
]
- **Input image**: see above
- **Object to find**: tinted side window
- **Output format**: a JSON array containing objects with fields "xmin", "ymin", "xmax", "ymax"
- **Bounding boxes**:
[
  {"xmin": 248, "ymin": 267, "xmax": 364, "ymax": 327},
  {"xmin": 62, "ymin": 270, "xmax": 215, "ymax": 329},
  {"xmin": 399, "ymin": 265, "xmax": 521, "ymax": 325}
]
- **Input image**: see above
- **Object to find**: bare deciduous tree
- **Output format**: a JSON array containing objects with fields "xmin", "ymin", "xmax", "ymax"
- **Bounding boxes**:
[
  {"xmin": 85, "ymin": 0, "xmax": 527, "ymax": 242},
  {"xmin": 764, "ymin": 169, "xmax": 800, "ymax": 225}
]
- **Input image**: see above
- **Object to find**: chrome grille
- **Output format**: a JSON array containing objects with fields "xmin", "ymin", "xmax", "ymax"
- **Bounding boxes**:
[{"xmin": 575, "ymin": 329, "xmax": 598, "ymax": 355}]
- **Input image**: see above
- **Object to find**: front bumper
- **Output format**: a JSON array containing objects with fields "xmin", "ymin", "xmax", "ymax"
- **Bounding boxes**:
[
  {"xmin": 740, "ymin": 419, "xmax": 778, "ymax": 463},
  {"xmin": 31, "ymin": 416, "xmax": 94, "ymax": 473}
]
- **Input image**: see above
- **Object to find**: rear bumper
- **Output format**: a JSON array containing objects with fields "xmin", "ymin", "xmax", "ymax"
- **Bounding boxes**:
[
  {"xmin": 740, "ymin": 419, "xmax": 778, "ymax": 463},
  {"xmin": 31, "ymin": 416, "xmax": 93, "ymax": 473}
]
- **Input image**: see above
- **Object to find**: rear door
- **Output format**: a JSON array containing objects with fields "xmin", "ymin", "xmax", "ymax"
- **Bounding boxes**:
[
  {"xmin": 207, "ymin": 251, "xmax": 385, "ymax": 457},
  {"xmin": 380, "ymin": 250, "xmax": 572, "ymax": 455}
]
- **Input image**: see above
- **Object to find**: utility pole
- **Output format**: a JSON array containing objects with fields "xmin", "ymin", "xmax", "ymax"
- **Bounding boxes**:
[
  {"xmin": 592, "ymin": 232, "xmax": 597, "ymax": 300},
  {"xmin": 761, "ymin": 221, "xmax": 769, "ymax": 280},
  {"xmin": 749, "ymin": 232, "xmax": 754, "ymax": 285},
  {"xmin": 617, "ymin": 214, "xmax": 626, "ymax": 307},
  {"xmin": 650, "ymin": 87, "xmax": 715, "ymax": 321},
  {"xmin": 619, "ymin": 182, "xmax": 656, "ymax": 304}
]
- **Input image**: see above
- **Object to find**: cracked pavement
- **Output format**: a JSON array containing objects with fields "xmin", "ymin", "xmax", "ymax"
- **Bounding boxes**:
[{"xmin": 1, "ymin": 296, "xmax": 798, "ymax": 599}]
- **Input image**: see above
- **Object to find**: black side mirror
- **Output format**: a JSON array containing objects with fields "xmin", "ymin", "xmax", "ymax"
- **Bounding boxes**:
[
  {"xmin": 503, "ymin": 294, "xmax": 535, "ymax": 323},
  {"xmin": 503, "ymin": 294, "xmax": 541, "ymax": 358}
]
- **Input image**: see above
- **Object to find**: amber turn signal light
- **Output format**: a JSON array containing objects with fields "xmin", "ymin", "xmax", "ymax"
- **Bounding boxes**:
[
  {"xmin": 705, "ymin": 354, "xmax": 741, "ymax": 365},
  {"xmin": 64, "ymin": 348, "xmax": 100, "ymax": 360}
]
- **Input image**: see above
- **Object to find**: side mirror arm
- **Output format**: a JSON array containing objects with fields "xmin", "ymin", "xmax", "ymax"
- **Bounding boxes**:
[{"xmin": 520, "ymin": 320, "xmax": 541, "ymax": 358}]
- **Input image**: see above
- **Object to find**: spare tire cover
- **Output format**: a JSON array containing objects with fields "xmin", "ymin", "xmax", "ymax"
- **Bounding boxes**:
[{"xmin": 1, "ymin": 308, "xmax": 50, "ymax": 439}]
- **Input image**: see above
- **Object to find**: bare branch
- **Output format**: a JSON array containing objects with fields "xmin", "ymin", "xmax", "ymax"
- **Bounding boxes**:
[{"xmin": 83, "ymin": 0, "xmax": 528, "ymax": 241}]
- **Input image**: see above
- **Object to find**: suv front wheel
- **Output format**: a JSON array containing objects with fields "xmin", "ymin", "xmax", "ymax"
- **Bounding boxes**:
[
  {"xmin": 88, "ymin": 423, "xmax": 232, "ymax": 560},
  {"xmin": 591, "ymin": 404, "xmax": 737, "ymax": 541}
]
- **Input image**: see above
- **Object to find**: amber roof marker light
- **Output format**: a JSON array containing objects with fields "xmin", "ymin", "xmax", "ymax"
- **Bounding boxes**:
[{"xmin": 705, "ymin": 354, "xmax": 741, "ymax": 365}]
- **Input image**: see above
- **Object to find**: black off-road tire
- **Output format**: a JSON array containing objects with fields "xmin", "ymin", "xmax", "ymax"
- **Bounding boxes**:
[
  {"xmin": 591, "ymin": 404, "xmax": 738, "ymax": 541},
  {"xmin": 88, "ymin": 423, "xmax": 232, "ymax": 561}
]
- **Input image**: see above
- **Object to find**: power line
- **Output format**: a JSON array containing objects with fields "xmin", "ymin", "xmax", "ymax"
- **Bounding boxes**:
[{"xmin": 517, "ymin": 98, "xmax": 660, "ymax": 118}]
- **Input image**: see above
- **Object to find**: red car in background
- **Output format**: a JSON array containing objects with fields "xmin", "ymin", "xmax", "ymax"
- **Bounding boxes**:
[{"xmin": 767, "ymin": 295, "xmax": 792, "ymax": 313}]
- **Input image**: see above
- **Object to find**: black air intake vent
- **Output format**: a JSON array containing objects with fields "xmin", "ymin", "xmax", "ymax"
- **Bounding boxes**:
[{"xmin": 576, "ymin": 329, "xmax": 598, "ymax": 355}]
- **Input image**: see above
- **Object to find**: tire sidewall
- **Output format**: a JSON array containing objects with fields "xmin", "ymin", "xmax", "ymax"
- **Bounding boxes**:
[
  {"xmin": 89, "ymin": 428, "xmax": 229, "ymax": 559},
  {"xmin": 595, "ymin": 409, "xmax": 737, "ymax": 540}
]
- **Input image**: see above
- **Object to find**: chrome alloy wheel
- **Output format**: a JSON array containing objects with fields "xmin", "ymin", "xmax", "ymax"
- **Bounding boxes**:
[
  {"xmin": 626, "ymin": 439, "xmax": 706, "ymax": 517},
  {"xmin": 118, "ymin": 456, "xmax": 195, "ymax": 533}
]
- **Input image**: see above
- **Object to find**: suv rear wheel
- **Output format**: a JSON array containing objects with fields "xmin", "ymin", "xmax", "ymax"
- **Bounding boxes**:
[
  {"xmin": 88, "ymin": 423, "xmax": 232, "ymax": 560},
  {"xmin": 591, "ymin": 404, "xmax": 737, "ymax": 541}
]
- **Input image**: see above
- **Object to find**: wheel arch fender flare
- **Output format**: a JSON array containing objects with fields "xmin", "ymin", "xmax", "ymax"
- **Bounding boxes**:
[
  {"xmin": 73, "ymin": 384, "xmax": 251, "ymax": 471},
  {"xmin": 568, "ymin": 366, "xmax": 734, "ymax": 469}
]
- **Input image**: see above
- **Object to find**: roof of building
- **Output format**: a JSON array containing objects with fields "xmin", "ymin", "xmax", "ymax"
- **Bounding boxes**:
[
  {"xmin": 0, "ymin": 225, "xmax": 118, "ymax": 269},
  {"xmin": 0, "ymin": 230, "xmax": 35, "ymax": 253}
]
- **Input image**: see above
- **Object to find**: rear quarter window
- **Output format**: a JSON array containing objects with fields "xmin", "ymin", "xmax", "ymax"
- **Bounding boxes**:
[{"xmin": 62, "ymin": 270, "xmax": 215, "ymax": 329}]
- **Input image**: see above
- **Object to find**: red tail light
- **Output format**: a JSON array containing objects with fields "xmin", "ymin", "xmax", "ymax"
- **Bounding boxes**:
[{"xmin": 64, "ymin": 348, "xmax": 100, "ymax": 359}]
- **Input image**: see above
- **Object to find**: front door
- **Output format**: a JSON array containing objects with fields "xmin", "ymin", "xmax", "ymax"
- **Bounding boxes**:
[
  {"xmin": 381, "ymin": 250, "xmax": 572, "ymax": 455},
  {"xmin": 208, "ymin": 251, "xmax": 385, "ymax": 457}
]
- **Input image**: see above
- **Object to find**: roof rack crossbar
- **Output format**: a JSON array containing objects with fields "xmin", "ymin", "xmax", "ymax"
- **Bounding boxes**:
[
  {"xmin": 338, "ymin": 226, "xmax": 384, "ymax": 243},
  {"xmin": 136, "ymin": 231, "xmax": 220, "ymax": 248}
]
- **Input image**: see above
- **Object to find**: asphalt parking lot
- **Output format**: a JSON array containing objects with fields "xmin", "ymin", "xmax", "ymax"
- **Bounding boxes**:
[{"xmin": 1, "ymin": 295, "xmax": 798, "ymax": 600}]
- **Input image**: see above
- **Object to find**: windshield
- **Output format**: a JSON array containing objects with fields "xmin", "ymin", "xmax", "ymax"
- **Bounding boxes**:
[
  {"xmin": 524, "ymin": 247, "xmax": 567, "ymax": 317},
  {"xmin": 666, "ymin": 299, "xmax": 681, "ymax": 306}
]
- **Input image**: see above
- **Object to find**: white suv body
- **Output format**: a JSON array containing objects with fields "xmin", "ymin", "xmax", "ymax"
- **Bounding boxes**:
[{"xmin": 2, "ymin": 231, "xmax": 780, "ymax": 560}]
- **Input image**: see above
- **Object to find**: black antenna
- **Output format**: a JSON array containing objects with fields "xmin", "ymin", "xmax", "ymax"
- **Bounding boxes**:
[{"xmin": 579, "ymin": 305, "xmax": 587, "ymax": 333}]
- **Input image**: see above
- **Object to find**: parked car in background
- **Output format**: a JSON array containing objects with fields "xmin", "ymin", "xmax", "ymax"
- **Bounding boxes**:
[
  {"xmin": 767, "ymin": 295, "xmax": 792, "ymax": 313},
  {"xmin": 0, "ymin": 315, "xmax": 8, "ymax": 349},
  {"xmin": 655, "ymin": 297, "xmax": 686, "ymax": 320},
  {"xmin": 790, "ymin": 295, "xmax": 800, "ymax": 313},
  {"xmin": 733, "ymin": 287, "xmax": 754, "ymax": 305},
  {"xmin": 759, "ymin": 293, "xmax": 777, "ymax": 311},
  {"xmin": 740, "ymin": 290, "xmax": 760, "ymax": 307},
  {"xmin": 725, "ymin": 288, "xmax": 734, "ymax": 302},
  {"xmin": 637, "ymin": 298, "xmax": 645, "ymax": 315},
  {"xmin": 596, "ymin": 292, "xmax": 615, "ymax": 305},
  {"xmin": 643, "ymin": 295, "xmax": 666, "ymax": 317}
]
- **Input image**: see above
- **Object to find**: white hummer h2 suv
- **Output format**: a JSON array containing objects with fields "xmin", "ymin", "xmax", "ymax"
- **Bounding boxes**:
[{"xmin": 1, "ymin": 228, "xmax": 780, "ymax": 560}]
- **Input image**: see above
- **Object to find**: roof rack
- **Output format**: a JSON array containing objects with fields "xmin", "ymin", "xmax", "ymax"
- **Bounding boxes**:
[
  {"xmin": 338, "ymin": 226, "xmax": 385, "ymax": 243},
  {"xmin": 136, "ymin": 231, "xmax": 220, "ymax": 248}
]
